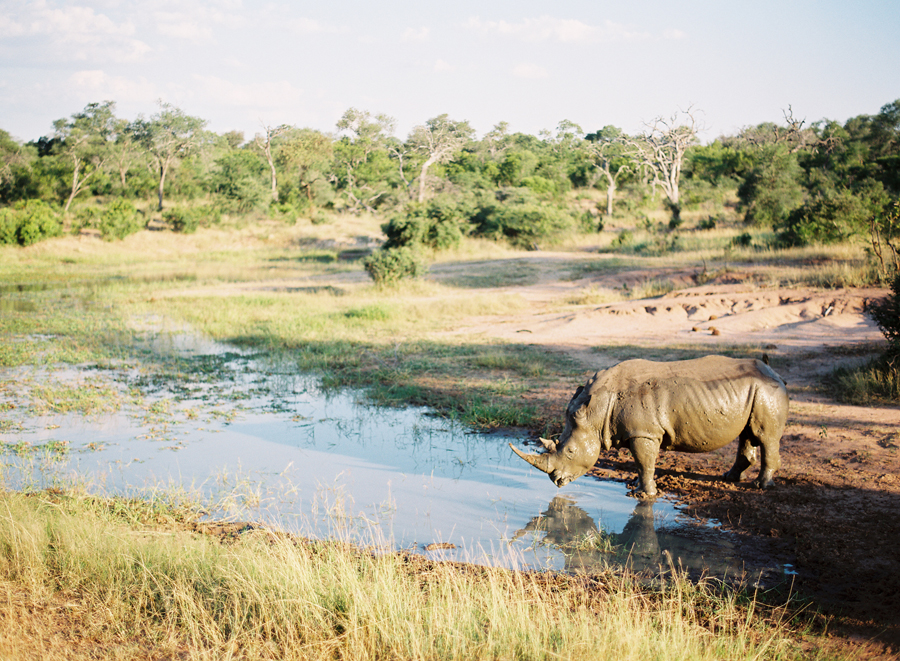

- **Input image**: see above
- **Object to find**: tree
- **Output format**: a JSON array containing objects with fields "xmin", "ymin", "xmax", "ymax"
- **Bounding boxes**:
[
  {"xmin": 737, "ymin": 144, "xmax": 804, "ymax": 225},
  {"xmin": 131, "ymin": 102, "xmax": 208, "ymax": 211},
  {"xmin": 585, "ymin": 126, "xmax": 630, "ymax": 217},
  {"xmin": 52, "ymin": 101, "xmax": 117, "ymax": 214},
  {"xmin": 407, "ymin": 114, "xmax": 474, "ymax": 203},
  {"xmin": 277, "ymin": 128, "xmax": 333, "ymax": 204},
  {"xmin": 107, "ymin": 118, "xmax": 143, "ymax": 191},
  {"xmin": 254, "ymin": 124, "xmax": 291, "ymax": 202},
  {"xmin": 624, "ymin": 107, "xmax": 701, "ymax": 222},
  {"xmin": 0, "ymin": 129, "xmax": 37, "ymax": 204},
  {"xmin": 333, "ymin": 108, "xmax": 396, "ymax": 212}
]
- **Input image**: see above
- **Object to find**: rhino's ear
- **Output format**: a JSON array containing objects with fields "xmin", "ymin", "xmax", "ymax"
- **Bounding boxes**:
[
  {"xmin": 568, "ymin": 385, "xmax": 584, "ymax": 406},
  {"xmin": 573, "ymin": 393, "xmax": 593, "ymax": 420}
]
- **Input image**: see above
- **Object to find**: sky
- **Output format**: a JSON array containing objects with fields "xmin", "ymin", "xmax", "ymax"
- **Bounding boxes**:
[{"xmin": 1, "ymin": 0, "xmax": 898, "ymax": 145}]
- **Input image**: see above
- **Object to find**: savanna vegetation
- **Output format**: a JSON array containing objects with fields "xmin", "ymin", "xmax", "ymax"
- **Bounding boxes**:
[{"xmin": 2, "ymin": 100, "xmax": 900, "ymax": 658}]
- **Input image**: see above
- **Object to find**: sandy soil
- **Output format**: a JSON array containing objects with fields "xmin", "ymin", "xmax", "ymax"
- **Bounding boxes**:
[{"xmin": 424, "ymin": 254, "xmax": 900, "ymax": 656}]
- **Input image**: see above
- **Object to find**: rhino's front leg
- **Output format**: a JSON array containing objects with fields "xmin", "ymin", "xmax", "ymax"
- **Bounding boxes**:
[{"xmin": 629, "ymin": 437, "xmax": 659, "ymax": 498}]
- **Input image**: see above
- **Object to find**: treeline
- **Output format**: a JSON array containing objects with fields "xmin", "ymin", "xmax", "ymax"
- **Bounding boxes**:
[{"xmin": 1, "ymin": 100, "xmax": 898, "ymax": 263}]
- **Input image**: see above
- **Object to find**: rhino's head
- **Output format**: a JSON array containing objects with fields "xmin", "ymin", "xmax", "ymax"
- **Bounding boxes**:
[{"xmin": 510, "ymin": 384, "xmax": 607, "ymax": 488}]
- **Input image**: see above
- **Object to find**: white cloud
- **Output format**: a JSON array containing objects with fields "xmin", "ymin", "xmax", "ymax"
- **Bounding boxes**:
[
  {"xmin": 154, "ymin": 12, "xmax": 214, "ymax": 40},
  {"xmin": 28, "ymin": 4, "xmax": 136, "ymax": 37},
  {"xmin": 513, "ymin": 63, "xmax": 548, "ymax": 79},
  {"xmin": 0, "ymin": 14, "xmax": 26, "ymax": 37},
  {"xmin": 402, "ymin": 26, "xmax": 429, "ymax": 42},
  {"xmin": 664, "ymin": 28, "xmax": 687, "ymax": 39},
  {"xmin": 434, "ymin": 59, "xmax": 455, "ymax": 72},
  {"xmin": 193, "ymin": 75, "xmax": 305, "ymax": 108},
  {"xmin": 289, "ymin": 17, "xmax": 346, "ymax": 35},
  {"xmin": 68, "ymin": 70, "xmax": 157, "ymax": 104},
  {"xmin": 465, "ymin": 15, "xmax": 648, "ymax": 43},
  {"xmin": 1, "ymin": 2, "xmax": 150, "ymax": 61}
]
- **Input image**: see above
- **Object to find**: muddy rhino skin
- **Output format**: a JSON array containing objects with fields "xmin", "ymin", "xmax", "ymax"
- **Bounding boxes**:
[{"xmin": 511, "ymin": 356, "xmax": 789, "ymax": 498}]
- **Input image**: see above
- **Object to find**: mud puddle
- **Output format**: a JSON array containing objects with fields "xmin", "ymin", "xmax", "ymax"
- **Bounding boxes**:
[{"xmin": 0, "ymin": 333, "xmax": 789, "ymax": 582}]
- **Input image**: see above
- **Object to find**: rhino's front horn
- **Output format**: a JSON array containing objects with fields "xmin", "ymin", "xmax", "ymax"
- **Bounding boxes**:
[{"xmin": 509, "ymin": 443, "xmax": 553, "ymax": 474}]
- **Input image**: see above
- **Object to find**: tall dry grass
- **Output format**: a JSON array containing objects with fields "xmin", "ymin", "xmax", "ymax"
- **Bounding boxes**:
[{"xmin": 0, "ymin": 490, "xmax": 815, "ymax": 661}]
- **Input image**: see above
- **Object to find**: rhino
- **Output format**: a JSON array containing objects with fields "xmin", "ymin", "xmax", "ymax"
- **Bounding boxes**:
[{"xmin": 510, "ymin": 356, "xmax": 788, "ymax": 498}]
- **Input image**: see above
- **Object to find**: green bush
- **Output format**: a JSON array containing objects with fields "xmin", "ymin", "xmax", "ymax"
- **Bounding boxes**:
[
  {"xmin": 382, "ymin": 200, "xmax": 465, "ymax": 251},
  {"xmin": 871, "ymin": 272, "xmax": 900, "ymax": 358},
  {"xmin": 0, "ymin": 199, "xmax": 61, "ymax": 246},
  {"xmin": 98, "ymin": 199, "xmax": 142, "ymax": 241},
  {"xmin": 0, "ymin": 208, "xmax": 16, "ymax": 245},
  {"xmin": 163, "ymin": 207, "xmax": 210, "ymax": 234},
  {"xmin": 363, "ymin": 247, "xmax": 428, "ymax": 286},
  {"xmin": 776, "ymin": 183, "xmax": 889, "ymax": 247},
  {"xmin": 474, "ymin": 200, "xmax": 575, "ymax": 248}
]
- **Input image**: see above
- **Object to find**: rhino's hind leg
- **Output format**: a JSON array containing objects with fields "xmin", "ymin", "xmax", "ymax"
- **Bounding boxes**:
[
  {"xmin": 629, "ymin": 437, "xmax": 659, "ymax": 499},
  {"xmin": 723, "ymin": 433, "xmax": 758, "ymax": 482},
  {"xmin": 749, "ymin": 402, "xmax": 786, "ymax": 489}
]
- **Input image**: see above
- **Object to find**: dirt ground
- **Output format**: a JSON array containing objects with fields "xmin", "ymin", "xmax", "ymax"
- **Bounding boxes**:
[{"xmin": 425, "ymin": 254, "xmax": 900, "ymax": 657}]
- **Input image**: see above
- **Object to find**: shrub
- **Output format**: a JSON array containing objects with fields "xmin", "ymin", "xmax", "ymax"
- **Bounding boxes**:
[
  {"xmin": 363, "ymin": 247, "xmax": 428, "ymax": 286},
  {"xmin": 611, "ymin": 229, "xmax": 634, "ymax": 249},
  {"xmin": 163, "ymin": 207, "xmax": 207, "ymax": 234},
  {"xmin": 776, "ymin": 181, "xmax": 889, "ymax": 247},
  {"xmin": 870, "ymin": 272, "xmax": 900, "ymax": 358},
  {"xmin": 382, "ymin": 200, "xmax": 465, "ymax": 251},
  {"xmin": 0, "ymin": 199, "xmax": 62, "ymax": 246},
  {"xmin": 475, "ymin": 202, "xmax": 575, "ymax": 248},
  {"xmin": 731, "ymin": 232, "xmax": 753, "ymax": 248},
  {"xmin": 98, "ymin": 199, "xmax": 142, "ymax": 241},
  {"xmin": 0, "ymin": 208, "xmax": 16, "ymax": 245}
]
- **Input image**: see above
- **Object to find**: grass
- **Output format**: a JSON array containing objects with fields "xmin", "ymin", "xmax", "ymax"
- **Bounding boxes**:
[
  {"xmin": 0, "ymin": 488, "xmax": 826, "ymax": 661},
  {"xmin": 828, "ymin": 356, "xmax": 900, "ymax": 404}
]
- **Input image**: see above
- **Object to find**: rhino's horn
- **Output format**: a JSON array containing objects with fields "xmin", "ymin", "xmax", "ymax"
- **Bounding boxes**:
[
  {"xmin": 537, "ymin": 437, "xmax": 557, "ymax": 452},
  {"xmin": 509, "ymin": 443, "xmax": 553, "ymax": 474}
]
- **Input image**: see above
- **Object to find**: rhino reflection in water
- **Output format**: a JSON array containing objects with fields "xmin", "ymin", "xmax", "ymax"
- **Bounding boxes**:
[
  {"xmin": 511, "ymin": 356, "xmax": 788, "ymax": 498},
  {"xmin": 516, "ymin": 496, "xmax": 750, "ymax": 575},
  {"xmin": 513, "ymin": 496, "xmax": 662, "ymax": 572}
]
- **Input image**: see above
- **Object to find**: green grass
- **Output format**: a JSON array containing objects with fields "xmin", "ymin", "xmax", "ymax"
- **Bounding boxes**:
[{"xmin": 828, "ymin": 356, "xmax": 900, "ymax": 404}]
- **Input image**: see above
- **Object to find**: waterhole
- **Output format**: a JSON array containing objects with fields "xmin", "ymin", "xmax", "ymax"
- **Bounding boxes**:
[{"xmin": 0, "ymin": 332, "xmax": 784, "ymax": 581}]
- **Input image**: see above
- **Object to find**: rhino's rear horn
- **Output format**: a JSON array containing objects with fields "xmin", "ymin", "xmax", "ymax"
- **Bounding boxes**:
[
  {"xmin": 509, "ymin": 443, "xmax": 553, "ymax": 474},
  {"xmin": 537, "ymin": 437, "xmax": 557, "ymax": 452}
]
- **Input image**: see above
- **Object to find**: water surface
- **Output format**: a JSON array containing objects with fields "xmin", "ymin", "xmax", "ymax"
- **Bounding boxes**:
[{"xmin": 0, "ymin": 334, "xmax": 779, "ymax": 579}]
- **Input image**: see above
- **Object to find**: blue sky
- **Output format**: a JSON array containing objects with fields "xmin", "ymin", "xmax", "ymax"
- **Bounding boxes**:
[{"xmin": 1, "ymin": 0, "xmax": 898, "ymax": 144}]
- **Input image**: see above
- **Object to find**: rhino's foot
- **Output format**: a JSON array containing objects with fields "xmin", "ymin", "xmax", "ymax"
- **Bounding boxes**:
[
  {"xmin": 723, "ymin": 469, "xmax": 744, "ymax": 483},
  {"xmin": 753, "ymin": 477, "xmax": 775, "ymax": 489}
]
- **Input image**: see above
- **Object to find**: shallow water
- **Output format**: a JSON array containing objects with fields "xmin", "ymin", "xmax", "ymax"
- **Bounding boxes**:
[{"xmin": 0, "ymin": 334, "xmax": 776, "ymax": 578}]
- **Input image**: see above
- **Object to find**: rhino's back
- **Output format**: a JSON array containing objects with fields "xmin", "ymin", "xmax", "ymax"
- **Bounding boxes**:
[{"xmin": 590, "ymin": 356, "xmax": 787, "ymax": 451}]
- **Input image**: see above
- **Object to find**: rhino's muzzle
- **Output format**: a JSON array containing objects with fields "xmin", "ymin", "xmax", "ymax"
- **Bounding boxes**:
[{"xmin": 553, "ymin": 474, "xmax": 574, "ymax": 488}]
